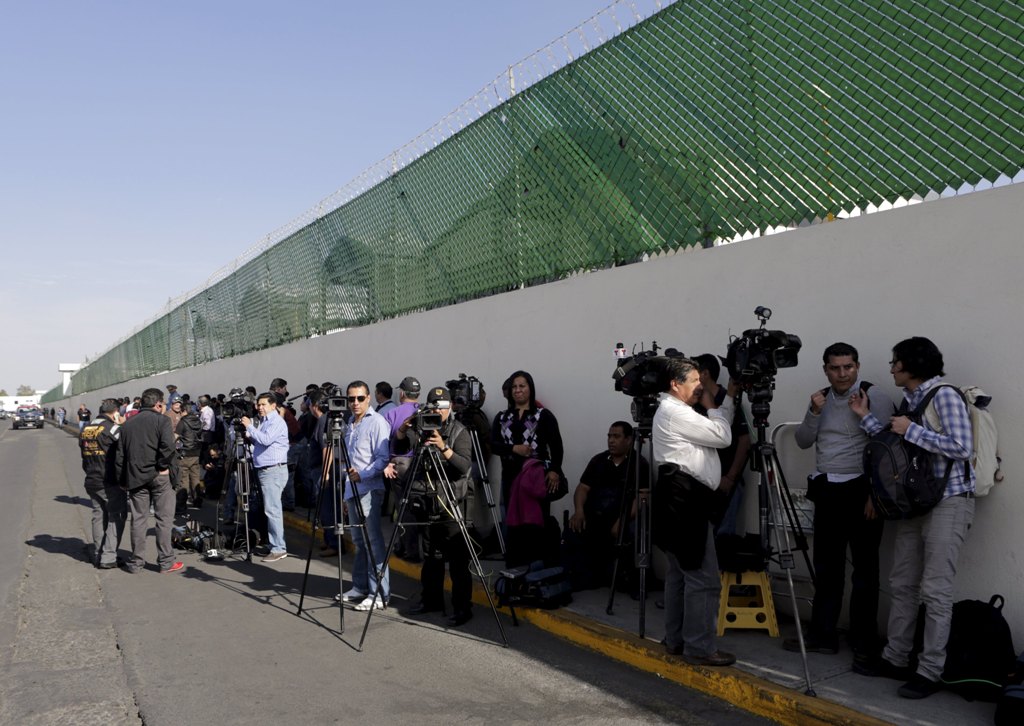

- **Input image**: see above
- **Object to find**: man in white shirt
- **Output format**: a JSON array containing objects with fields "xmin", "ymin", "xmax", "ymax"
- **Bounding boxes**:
[{"xmin": 652, "ymin": 356, "xmax": 738, "ymax": 666}]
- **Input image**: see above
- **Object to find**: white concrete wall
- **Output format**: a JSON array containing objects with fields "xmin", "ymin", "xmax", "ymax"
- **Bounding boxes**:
[{"xmin": 57, "ymin": 183, "xmax": 1024, "ymax": 643}]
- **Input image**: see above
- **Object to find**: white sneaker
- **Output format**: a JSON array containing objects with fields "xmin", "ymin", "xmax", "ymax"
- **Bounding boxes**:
[
  {"xmin": 340, "ymin": 588, "xmax": 367, "ymax": 604},
  {"xmin": 353, "ymin": 595, "xmax": 385, "ymax": 612}
]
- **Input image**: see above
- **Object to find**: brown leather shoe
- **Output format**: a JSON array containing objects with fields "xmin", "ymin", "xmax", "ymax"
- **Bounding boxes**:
[{"xmin": 681, "ymin": 651, "xmax": 736, "ymax": 667}]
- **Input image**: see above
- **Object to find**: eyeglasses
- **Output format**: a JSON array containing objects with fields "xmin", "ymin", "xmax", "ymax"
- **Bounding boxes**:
[{"xmin": 349, "ymin": 395, "xmax": 368, "ymax": 403}]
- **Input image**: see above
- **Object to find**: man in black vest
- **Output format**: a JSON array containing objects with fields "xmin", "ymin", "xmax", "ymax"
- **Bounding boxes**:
[{"xmin": 79, "ymin": 399, "xmax": 126, "ymax": 568}]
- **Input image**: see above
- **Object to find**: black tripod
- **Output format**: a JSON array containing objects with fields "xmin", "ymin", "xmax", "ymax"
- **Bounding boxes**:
[
  {"xmin": 224, "ymin": 427, "xmax": 258, "ymax": 562},
  {"xmin": 605, "ymin": 420, "xmax": 654, "ymax": 638},
  {"xmin": 362, "ymin": 434, "xmax": 509, "ymax": 649},
  {"xmin": 462, "ymin": 425, "xmax": 505, "ymax": 557},
  {"xmin": 745, "ymin": 388, "xmax": 816, "ymax": 696},
  {"xmin": 296, "ymin": 414, "xmax": 386, "ymax": 637}
]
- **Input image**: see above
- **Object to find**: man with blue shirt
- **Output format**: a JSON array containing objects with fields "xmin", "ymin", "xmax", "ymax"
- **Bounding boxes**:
[
  {"xmin": 851, "ymin": 337, "xmax": 974, "ymax": 700},
  {"xmin": 341, "ymin": 380, "xmax": 393, "ymax": 611},
  {"xmin": 241, "ymin": 392, "xmax": 290, "ymax": 563}
]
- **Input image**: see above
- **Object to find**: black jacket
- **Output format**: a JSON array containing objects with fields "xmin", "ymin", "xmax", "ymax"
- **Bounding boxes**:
[
  {"xmin": 115, "ymin": 408, "xmax": 175, "ymax": 489},
  {"xmin": 80, "ymin": 416, "xmax": 120, "ymax": 487},
  {"xmin": 176, "ymin": 413, "xmax": 203, "ymax": 456}
]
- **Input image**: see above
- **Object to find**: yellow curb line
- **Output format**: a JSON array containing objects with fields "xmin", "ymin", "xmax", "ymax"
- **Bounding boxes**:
[{"xmin": 283, "ymin": 512, "xmax": 889, "ymax": 726}]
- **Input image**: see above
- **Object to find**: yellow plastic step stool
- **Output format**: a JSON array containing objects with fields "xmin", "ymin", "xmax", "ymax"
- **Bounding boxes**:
[{"xmin": 717, "ymin": 570, "xmax": 779, "ymax": 637}]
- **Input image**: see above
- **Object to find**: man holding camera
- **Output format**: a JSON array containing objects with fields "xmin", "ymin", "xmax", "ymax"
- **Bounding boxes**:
[
  {"xmin": 394, "ymin": 386, "xmax": 476, "ymax": 625},
  {"xmin": 241, "ymin": 392, "xmax": 290, "ymax": 563},
  {"xmin": 652, "ymin": 357, "xmax": 738, "ymax": 666}
]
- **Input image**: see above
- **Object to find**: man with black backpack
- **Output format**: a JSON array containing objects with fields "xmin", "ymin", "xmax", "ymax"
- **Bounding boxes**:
[
  {"xmin": 851, "ymin": 337, "xmax": 975, "ymax": 699},
  {"xmin": 787, "ymin": 342, "xmax": 894, "ymax": 664}
]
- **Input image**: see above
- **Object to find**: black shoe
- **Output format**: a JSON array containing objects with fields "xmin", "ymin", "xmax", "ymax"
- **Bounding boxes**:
[
  {"xmin": 681, "ymin": 650, "xmax": 736, "ymax": 667},
  {"xmin": 221, "ymin": 518, "xmax": 235, "ymax": 526},
  {"xmin": 898, "ymin": 674, "xmax": 942, "ymax": 699},
  {"xmin": 783, "ymin": 637, "xmax": 839, "ymax": 655},
  {"xmin": 447, "ymin": 610, "xmax": 473, "ymax": 627},
  {"xmin": 407, "ymin": 602, "xmax": 444, "ymax": 616},
  {"xmin": 852, "ymin": 656, "xmax": 913, "ymax": 681}
]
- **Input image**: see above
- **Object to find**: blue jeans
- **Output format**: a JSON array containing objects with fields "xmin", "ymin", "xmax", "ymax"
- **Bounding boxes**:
[
  {"xmin": 664, "ymin": 523, "xmax": 721, "ymax": 658},
  {"xmin": 347, "ymin": 488, "xmax": 389, "ymax": 600},
  {"xmin": 257, "ymin": 464, "xmax": 288, "ymax": 553}
]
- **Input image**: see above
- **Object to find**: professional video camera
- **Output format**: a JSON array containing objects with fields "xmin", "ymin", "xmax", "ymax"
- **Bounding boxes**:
[
  {"xmin": 221, "ymin": 388, "xmax": 257, "ymax": 430},
  {"xmin": 724, "ymin": 307, "xmax": 801, "ymax": 389},
  {"xmin": 445, "ymin": 373, "xmax": 484, "ymax": 408},
  {"xmin": 321, "ymin": 385, "xmax": 348, "ymax": 419},
  {"xmin": 411, "ymin": 401, "xmax": 446, "ymax": 434},
  {"xmin": 723, "ymin": 306, "xmax": 801, "ymax": 427},
  {"xmin": 612, "ymin": 342, "xmax": 684, "ymax": 430}
]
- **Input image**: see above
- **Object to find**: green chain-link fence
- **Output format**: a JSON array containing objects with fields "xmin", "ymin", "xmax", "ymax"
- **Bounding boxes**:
[{"xmin": 68, "ymin": 0, "xmax": 1024, "ymax": 395}]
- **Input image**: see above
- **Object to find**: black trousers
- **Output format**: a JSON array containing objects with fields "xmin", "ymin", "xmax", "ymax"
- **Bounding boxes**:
[
  {"xmin": 421, "ymin": 520, "xmax": 471, "ymax": 614},
  {"xmin": 808, "ymin": 475, "xmax": 884, "ymax": 653}
]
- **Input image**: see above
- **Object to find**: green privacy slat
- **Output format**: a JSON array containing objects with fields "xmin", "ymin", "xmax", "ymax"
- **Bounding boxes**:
[{"xmin": 69, "ymin": 0, "xmax": 1024, "ymax": 394}]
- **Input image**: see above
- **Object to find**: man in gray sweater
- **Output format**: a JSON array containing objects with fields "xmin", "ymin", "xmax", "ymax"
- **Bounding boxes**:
[{"xmin": 786, "ymin": 342, "xmax": 893, "ymax": 663}]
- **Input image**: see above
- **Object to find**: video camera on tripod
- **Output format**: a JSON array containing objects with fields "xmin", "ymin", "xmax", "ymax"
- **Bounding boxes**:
[
  {"xmin": 611, "ymin": 342, "xmax": 684, "ymax": 430},
  {"xmin": 723, "ymin": 306, "xmax": 801, "ymax": 421},
  {"xmin": 320, "ymin": 385, "xmax": 349, "ymax": 419},
  {"xmin": 445, "ymin": 373, "xmax": 484, "ymax": 409},
  {"xmin": 410, "ymin": 401, "xmax": 445, "ymax": 434},
  {"xmin": 221, "ymin": 388, "xmax": 257, "ymax": 432}
]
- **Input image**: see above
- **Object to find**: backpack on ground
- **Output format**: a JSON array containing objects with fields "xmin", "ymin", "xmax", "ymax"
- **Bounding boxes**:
[
  {"xmin": 494, "ymin": 559, "xmax": 572, "ymax": 625},
  {"xmin": 922, "ymin": 385, "xmax": 1003, "ymax": 497},
  {"xmin": 863, "ymin": 384, "xmax": 969, "ymax": 519},
  {"xmin": 941, "ymin": 594, "xmax": 1016, "ymax": 702}
]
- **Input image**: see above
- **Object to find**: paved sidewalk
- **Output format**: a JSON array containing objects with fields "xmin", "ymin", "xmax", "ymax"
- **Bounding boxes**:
[{"xmin": 283, "ymin": 507, "xmax": 999, "ymax": 726}]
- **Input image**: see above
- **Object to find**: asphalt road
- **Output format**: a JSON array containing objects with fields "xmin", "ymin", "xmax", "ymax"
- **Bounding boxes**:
[{"xmin": 0, "ymin": 420, "xmax": 771, "ymax": 725}]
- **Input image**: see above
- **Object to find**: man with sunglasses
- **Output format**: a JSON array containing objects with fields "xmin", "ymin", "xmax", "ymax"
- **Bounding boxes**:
[
  {"xmin": 339, "ymin": 381, "xmax": 392, "ymax": 611},
  {"xmin": 241, "ymin": 392, "xmax": 291, "ymax": 563}
]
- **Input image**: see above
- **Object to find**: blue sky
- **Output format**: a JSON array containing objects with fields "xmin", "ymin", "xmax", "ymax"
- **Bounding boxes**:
[{"xmin": 0, "ymin": 0, "xmax": 624, "ymax": 392}]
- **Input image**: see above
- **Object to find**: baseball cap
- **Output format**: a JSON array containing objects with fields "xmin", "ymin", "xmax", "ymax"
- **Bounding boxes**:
[
  {"xmin": 426, "ymin": 387, "xmax": 451, "ymax": 404},
  {"xmin": 397, "ymin": 376, "xmax": 421, "ymax": 394}
]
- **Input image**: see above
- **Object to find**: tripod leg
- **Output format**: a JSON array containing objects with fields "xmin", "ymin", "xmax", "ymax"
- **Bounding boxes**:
[
  {"xmin": 297, "ymin": 448, "xmax": 334, "ymax": 617},
  {"xmin": 355, "ymin": 447, "xmax": 428, "ymax": 651},
  {"xmin": 764, "ymin": 454, "xmax": 816, "ymax": 696},
  {"xmin": 429, "ymin": 447, "xmax": 508, "ymax": 646}
]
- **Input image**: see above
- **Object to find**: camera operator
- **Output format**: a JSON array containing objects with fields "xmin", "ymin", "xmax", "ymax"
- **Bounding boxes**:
[
  {"xmin": 240, "ymin": 392, "xmax": 290, "ymax": 563},
  {"xmin": 652, "ymin": 357, "xmax": 738, "ymax": 666},
  {"xmin": 394, "ymin": 387, "xmax": 475, "ymax": 626}
]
